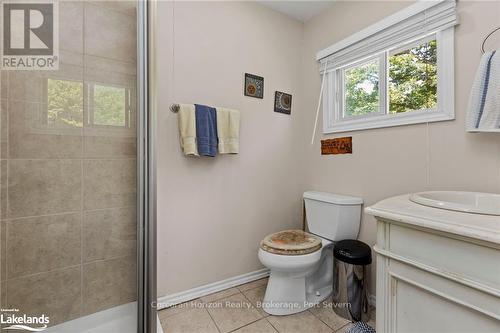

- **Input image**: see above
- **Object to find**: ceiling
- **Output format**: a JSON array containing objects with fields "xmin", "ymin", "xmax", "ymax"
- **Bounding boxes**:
[{"xmin": 257, "ymin": 1, "xmax": 336, "ymax": 22}]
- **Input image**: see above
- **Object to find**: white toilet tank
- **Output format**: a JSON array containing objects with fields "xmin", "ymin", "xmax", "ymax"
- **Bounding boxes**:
[{"xmin": 303, "ymin": 191, "xmax": 363, "ymax": 241}]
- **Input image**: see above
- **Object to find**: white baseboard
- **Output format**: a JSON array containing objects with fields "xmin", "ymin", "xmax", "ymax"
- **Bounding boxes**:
[{"xmin": 156, "ymin": 268, "xmax": 270, "ymax": 310}]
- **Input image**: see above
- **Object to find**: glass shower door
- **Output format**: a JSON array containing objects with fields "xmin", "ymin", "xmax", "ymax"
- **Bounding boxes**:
[{"xmin": 0, "ymin": 1, "xmax": 151, "ymax": 331}]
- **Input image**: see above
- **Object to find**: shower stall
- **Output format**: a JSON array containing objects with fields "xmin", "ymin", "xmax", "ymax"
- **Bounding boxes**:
[{"xmin": 0, "ymin": 1, "xmax": 156, "ymax": 332}]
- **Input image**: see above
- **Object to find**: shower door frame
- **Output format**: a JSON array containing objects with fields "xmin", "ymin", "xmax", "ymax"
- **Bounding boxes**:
[{"xmin": 137, "ymin": 1, "xmax": 157, "ymax": 332}]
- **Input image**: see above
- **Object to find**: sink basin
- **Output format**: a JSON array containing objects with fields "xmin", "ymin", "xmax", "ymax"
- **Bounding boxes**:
[{"xmin": 410, "ymin": 191, "xmax": 500, "ymax": 216}]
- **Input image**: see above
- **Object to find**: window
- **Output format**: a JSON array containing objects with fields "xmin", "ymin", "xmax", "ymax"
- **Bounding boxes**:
[
  {"xmin": 89, "ymin": 83, "xmax": 131, "ymax": 128},
  {"xmin": 46, "ymin": 78, "xmax": 84, "ymax": 128},
  {"xmin": 44, "ymin": 79, "xmax": 133, "ymax": 130},
  {"xmin": 318, "ymin": 0, "xmax": 457, "ymax": 133}
]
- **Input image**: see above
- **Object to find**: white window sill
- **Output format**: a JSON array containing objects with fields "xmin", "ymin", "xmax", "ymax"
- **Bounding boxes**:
[{"xmin": 323, "ymin": 109, "xmax": 455, "ymax": 134}]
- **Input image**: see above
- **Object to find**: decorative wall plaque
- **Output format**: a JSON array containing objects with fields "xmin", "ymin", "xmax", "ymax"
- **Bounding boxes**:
[
  {"xmin": 244, "ymin": 73, "xmax": 264, "ymax": 99},
  {"xmin": 274, "ymin": 91, "xmax": 292, "ymax": 115},
  {"xmin": 321, "ymin": 137, "xmax": 352, "ymax": 155}
]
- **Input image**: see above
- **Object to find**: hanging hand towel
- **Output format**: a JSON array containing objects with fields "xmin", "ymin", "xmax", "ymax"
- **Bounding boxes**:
[
  {"xmin": 467, "ymin": 50, "xmax": 500, "ymax": 131},
  {"xmin": 178, "ymin": 104, "xmax": 199, "ymax": 156},
  {"xmin": 216, "ymin": 107, "xmax": 240, "ymax": 154},
  {"xmin": 195, "ymin": 104, "xmax": 218, "ymax": 157}
]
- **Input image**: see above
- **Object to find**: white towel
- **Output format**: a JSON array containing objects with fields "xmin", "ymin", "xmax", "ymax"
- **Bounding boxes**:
[
  {"xmin": 178, "ymin": 104, "xmax": 199, "ymax": 156},
  {"xmin": 467, "ymin": 51, "xmax": 500, "ymax": 131},
  {"xmin": 216, "ymin": 107, "xmax": 240, "ymax": 154}
]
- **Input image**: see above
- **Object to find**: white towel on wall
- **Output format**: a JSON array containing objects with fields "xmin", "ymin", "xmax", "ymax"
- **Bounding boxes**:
[
  {"xmin": 178, "ymin": 104, "xmax": 199, "ymax": 156},
  {"xmin": 467, "ymin": 50, "xmax": 500, "ymax": 131},
  {"xmin": 216, "ymin": 107, "xmax": 240, "ymax": 154}
]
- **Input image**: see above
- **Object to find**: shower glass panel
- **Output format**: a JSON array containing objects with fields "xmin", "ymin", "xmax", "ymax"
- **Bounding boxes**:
[{"xmin": 0, "ymin": 1, "xmax": 144, "ymax": 331}]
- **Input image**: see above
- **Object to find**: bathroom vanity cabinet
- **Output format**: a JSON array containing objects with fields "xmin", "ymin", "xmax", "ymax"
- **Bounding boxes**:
[{"xmin": 366, "ymin": 194, "xmax": 500, "ymax": 333}]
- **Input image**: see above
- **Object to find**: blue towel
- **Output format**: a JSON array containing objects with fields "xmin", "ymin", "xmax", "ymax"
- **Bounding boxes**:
[{"xmin": 195, "ymin": 104, "xmax": 218, "ymax": 157}]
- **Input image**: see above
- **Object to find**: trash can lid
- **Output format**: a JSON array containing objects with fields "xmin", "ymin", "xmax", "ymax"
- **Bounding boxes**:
[{"xmin": 334, "ymin": 239, "xmax": 372, "ymax": 265}]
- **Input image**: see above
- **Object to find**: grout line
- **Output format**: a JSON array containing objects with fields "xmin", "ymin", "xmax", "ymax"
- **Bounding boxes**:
[
  {"xmin": 81, "ymin": 3, "xmax": 87, "ymax": 313},
  {"xmin": 4, "ymin": 157, "xmax": 138, "ymax": 161},
  {"xmin": 3, "ymin": 253, "xmax": 134, "ymax": 284},
  {"xmin": 227, "ymin": 317, "xmax": 264, "ymax": 333},
  {"xmin": 335, "ymin": 322, "xmax": 352, "ymax": 333},
  {"xmin": 199, "ymin": 288, "xmax": 242, "ymax": 304},
  {"xmin": 308, "ymin": 308, "xmax": 340, "ymax": 332},
  {"xmin": 264, "ymin": 317, "xmax": 280, "ymax": 333},
  {"xmin": 3, "ymin": 205, "xmax": 137, "ymax": 223},
  {"xmin": 236, "ymin": 278, "xmax": 268, "ymax": 293},
  {"xmin": 4, "ymin": 264, "xmax": 81, "ymax": 283},
  {"xmin": 204, "ymin": 307, "xmax": 222, "ymax": 333}
]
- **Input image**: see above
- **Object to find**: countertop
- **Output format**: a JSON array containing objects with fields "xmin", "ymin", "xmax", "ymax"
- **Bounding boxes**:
[{"xmin": 365, "ymin": 194, "xmax": 500, "ymax": 245}]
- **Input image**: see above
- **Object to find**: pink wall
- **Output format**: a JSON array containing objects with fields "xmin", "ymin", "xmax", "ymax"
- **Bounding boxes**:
[
  {"xmin": 300, "ymin": 0, "xmax": 500, "ymax": 295},
  {"xmin": 155, "ymin": 1, "xmax": 305, "ymax": 297},
  {"xmin": 156, "ymin": 0, "xmax": 500, "ymax": 299}
]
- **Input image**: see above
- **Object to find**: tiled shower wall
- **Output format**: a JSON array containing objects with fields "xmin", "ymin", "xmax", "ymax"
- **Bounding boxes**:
[{"xmin": 0, "ymin": 1, "xmax": 137, "ymax": 327}]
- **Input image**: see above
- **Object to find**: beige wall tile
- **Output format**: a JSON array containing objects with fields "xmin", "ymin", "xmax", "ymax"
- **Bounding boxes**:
[
  {"xmin": 6, "ymin": 267, "xmax": 81, "ymax": 326},
  {"xmin": 0, "ymin": 161, "xmax": 6, "ymax": 220},
  {"xmin": 8, "ymin": 159, "xmax": 82, "ymax": 218},
  {"xmin": 266, "ymin": 310, "xmax": 332, "ymax": 333},
  {"xmin": 85, "ymin": 55, "xmax": 136, "ymax": 76},
  {"xmin": 83, "ymin": 159, "xmax": 136, "ymax": 210},
  {"xmin": 206, "ymin": 293, "xmax": 262, "ymax": 333},
  {"xmin": 82, "ymin": 256, "xmax": 136, "ymax": 315},
  {"xmin": 84, "ymin": 134, "xmax": 136, "ymax": 159},
  {"xmin": 0, "ymin": 280, "xmax": 5, "ymax": 309},
  {"xmin": 0, "ymin": 221, "xmax": 4, "ymax": 282},
  {"xmin": 84, "ymin": 3, "xmax": 136, "ymax": 63},
  {"xmin": 8, "ymin": 101, "xmax": 83, "ymax": 159},
  {"xmin": 160, "ymin": 307, "xmax": 219, "ymax": 333},
  {"xmin": 0, "ymin": 71, "xmax": 8, "ymax": 100},
  {"xmin": 8, "ymin": 71, "xmax": 43, "ymax": 103},
  {"xmin": 88, "ymin": 1, "xmax": 137, "ymax": 17},
  {"xmin": 1, "ymin": 99, "xmax": 7, "ymax": 159},
  {"xmin": 6, "ymin": 213, "xmax": 81, "ymax": 279},
  {"xmin": 83, "ymin": 207, "xmax": 136, "ymax": 262},
  {"xmin": 60, "ymin": 1, "xmax": 83, "ymax": 54}
]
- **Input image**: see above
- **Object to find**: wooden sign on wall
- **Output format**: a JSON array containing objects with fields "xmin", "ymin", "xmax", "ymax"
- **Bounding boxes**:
[{"xmin": 321, "ymin": 137, "xmax": 352, "ymax": 155}]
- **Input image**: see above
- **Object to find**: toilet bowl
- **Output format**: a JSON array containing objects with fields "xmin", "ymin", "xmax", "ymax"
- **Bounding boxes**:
[
  {"xmin": 258, "ymin": 237, "xmax": 333, "ymax": 315},
  {"xmin": 258, "ymin": 191, "xmax": 363, "ymax": 316}
]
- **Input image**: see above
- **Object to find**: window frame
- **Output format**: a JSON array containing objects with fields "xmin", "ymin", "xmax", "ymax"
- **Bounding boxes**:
[{"xmin": 323, "ymin": 27, "xmax": 454, "ymax": 134}]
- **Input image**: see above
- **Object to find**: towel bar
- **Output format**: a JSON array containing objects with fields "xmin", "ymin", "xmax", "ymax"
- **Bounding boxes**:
[
  {"xmin": 170, "ymin": 104, "xmax": 180, "ymax": 113},
  {"xmin": 481, "ymin": 26, "xmax": 500, "ymax": 54}
]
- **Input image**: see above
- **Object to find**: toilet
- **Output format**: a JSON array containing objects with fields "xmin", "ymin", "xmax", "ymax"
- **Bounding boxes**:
[{"xmin": 258, "ymin": 191, "xmax": 363, "ymax": 316}]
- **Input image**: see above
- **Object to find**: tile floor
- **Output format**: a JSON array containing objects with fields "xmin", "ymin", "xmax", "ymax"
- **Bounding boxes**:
[{"xmin": 158, "ymin": 278, "xmax": 375, "ymax": 333}]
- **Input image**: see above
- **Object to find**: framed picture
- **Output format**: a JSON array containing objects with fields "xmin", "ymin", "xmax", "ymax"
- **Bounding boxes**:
[
  {"xmin": 244, "ymin": 73, "xmax": 264, "ymax": 99},
  {"xmin": 274, "ymin": 91, "xmax": 292, "ymax": 114}
]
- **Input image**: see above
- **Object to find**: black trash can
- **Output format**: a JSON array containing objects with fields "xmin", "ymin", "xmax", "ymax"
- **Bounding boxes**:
[{"xmin": 332, "ymin": 239, "xmax": 372, "ymax": 322}]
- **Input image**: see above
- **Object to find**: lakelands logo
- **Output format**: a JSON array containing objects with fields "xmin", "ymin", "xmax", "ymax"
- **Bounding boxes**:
[
  {"xmin": 1, "ymin": 0, "xmax": 59, "ymax": 70},
  {"xmin": 1, "ymin": 308, "xmax": 49, "ymax": 331}
]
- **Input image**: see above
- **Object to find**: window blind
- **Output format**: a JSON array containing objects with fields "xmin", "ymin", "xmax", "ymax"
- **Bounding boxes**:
[{"xmin": 317, "ymin": 0, "xmax": 458, "ymax": 72}]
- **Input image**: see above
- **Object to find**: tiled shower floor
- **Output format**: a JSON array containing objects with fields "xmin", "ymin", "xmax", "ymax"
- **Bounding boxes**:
[{"xmin": 158, "ymin": 278, "xmax": 375, "ymax": 333}]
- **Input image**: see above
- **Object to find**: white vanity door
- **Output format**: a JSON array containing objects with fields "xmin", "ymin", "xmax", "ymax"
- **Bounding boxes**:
[
  {"xmin": 375, "ymin": 221, "xmax": 500, "ymax": 333},
  {"xmin": 394, "ymin": 279, "xmax": 499, "ymax": 332}
]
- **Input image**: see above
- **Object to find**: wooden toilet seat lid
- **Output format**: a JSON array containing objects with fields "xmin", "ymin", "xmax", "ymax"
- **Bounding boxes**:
[{"xmin": 260, "ymin": 230, "xmax": 322, "ymax": 255}]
